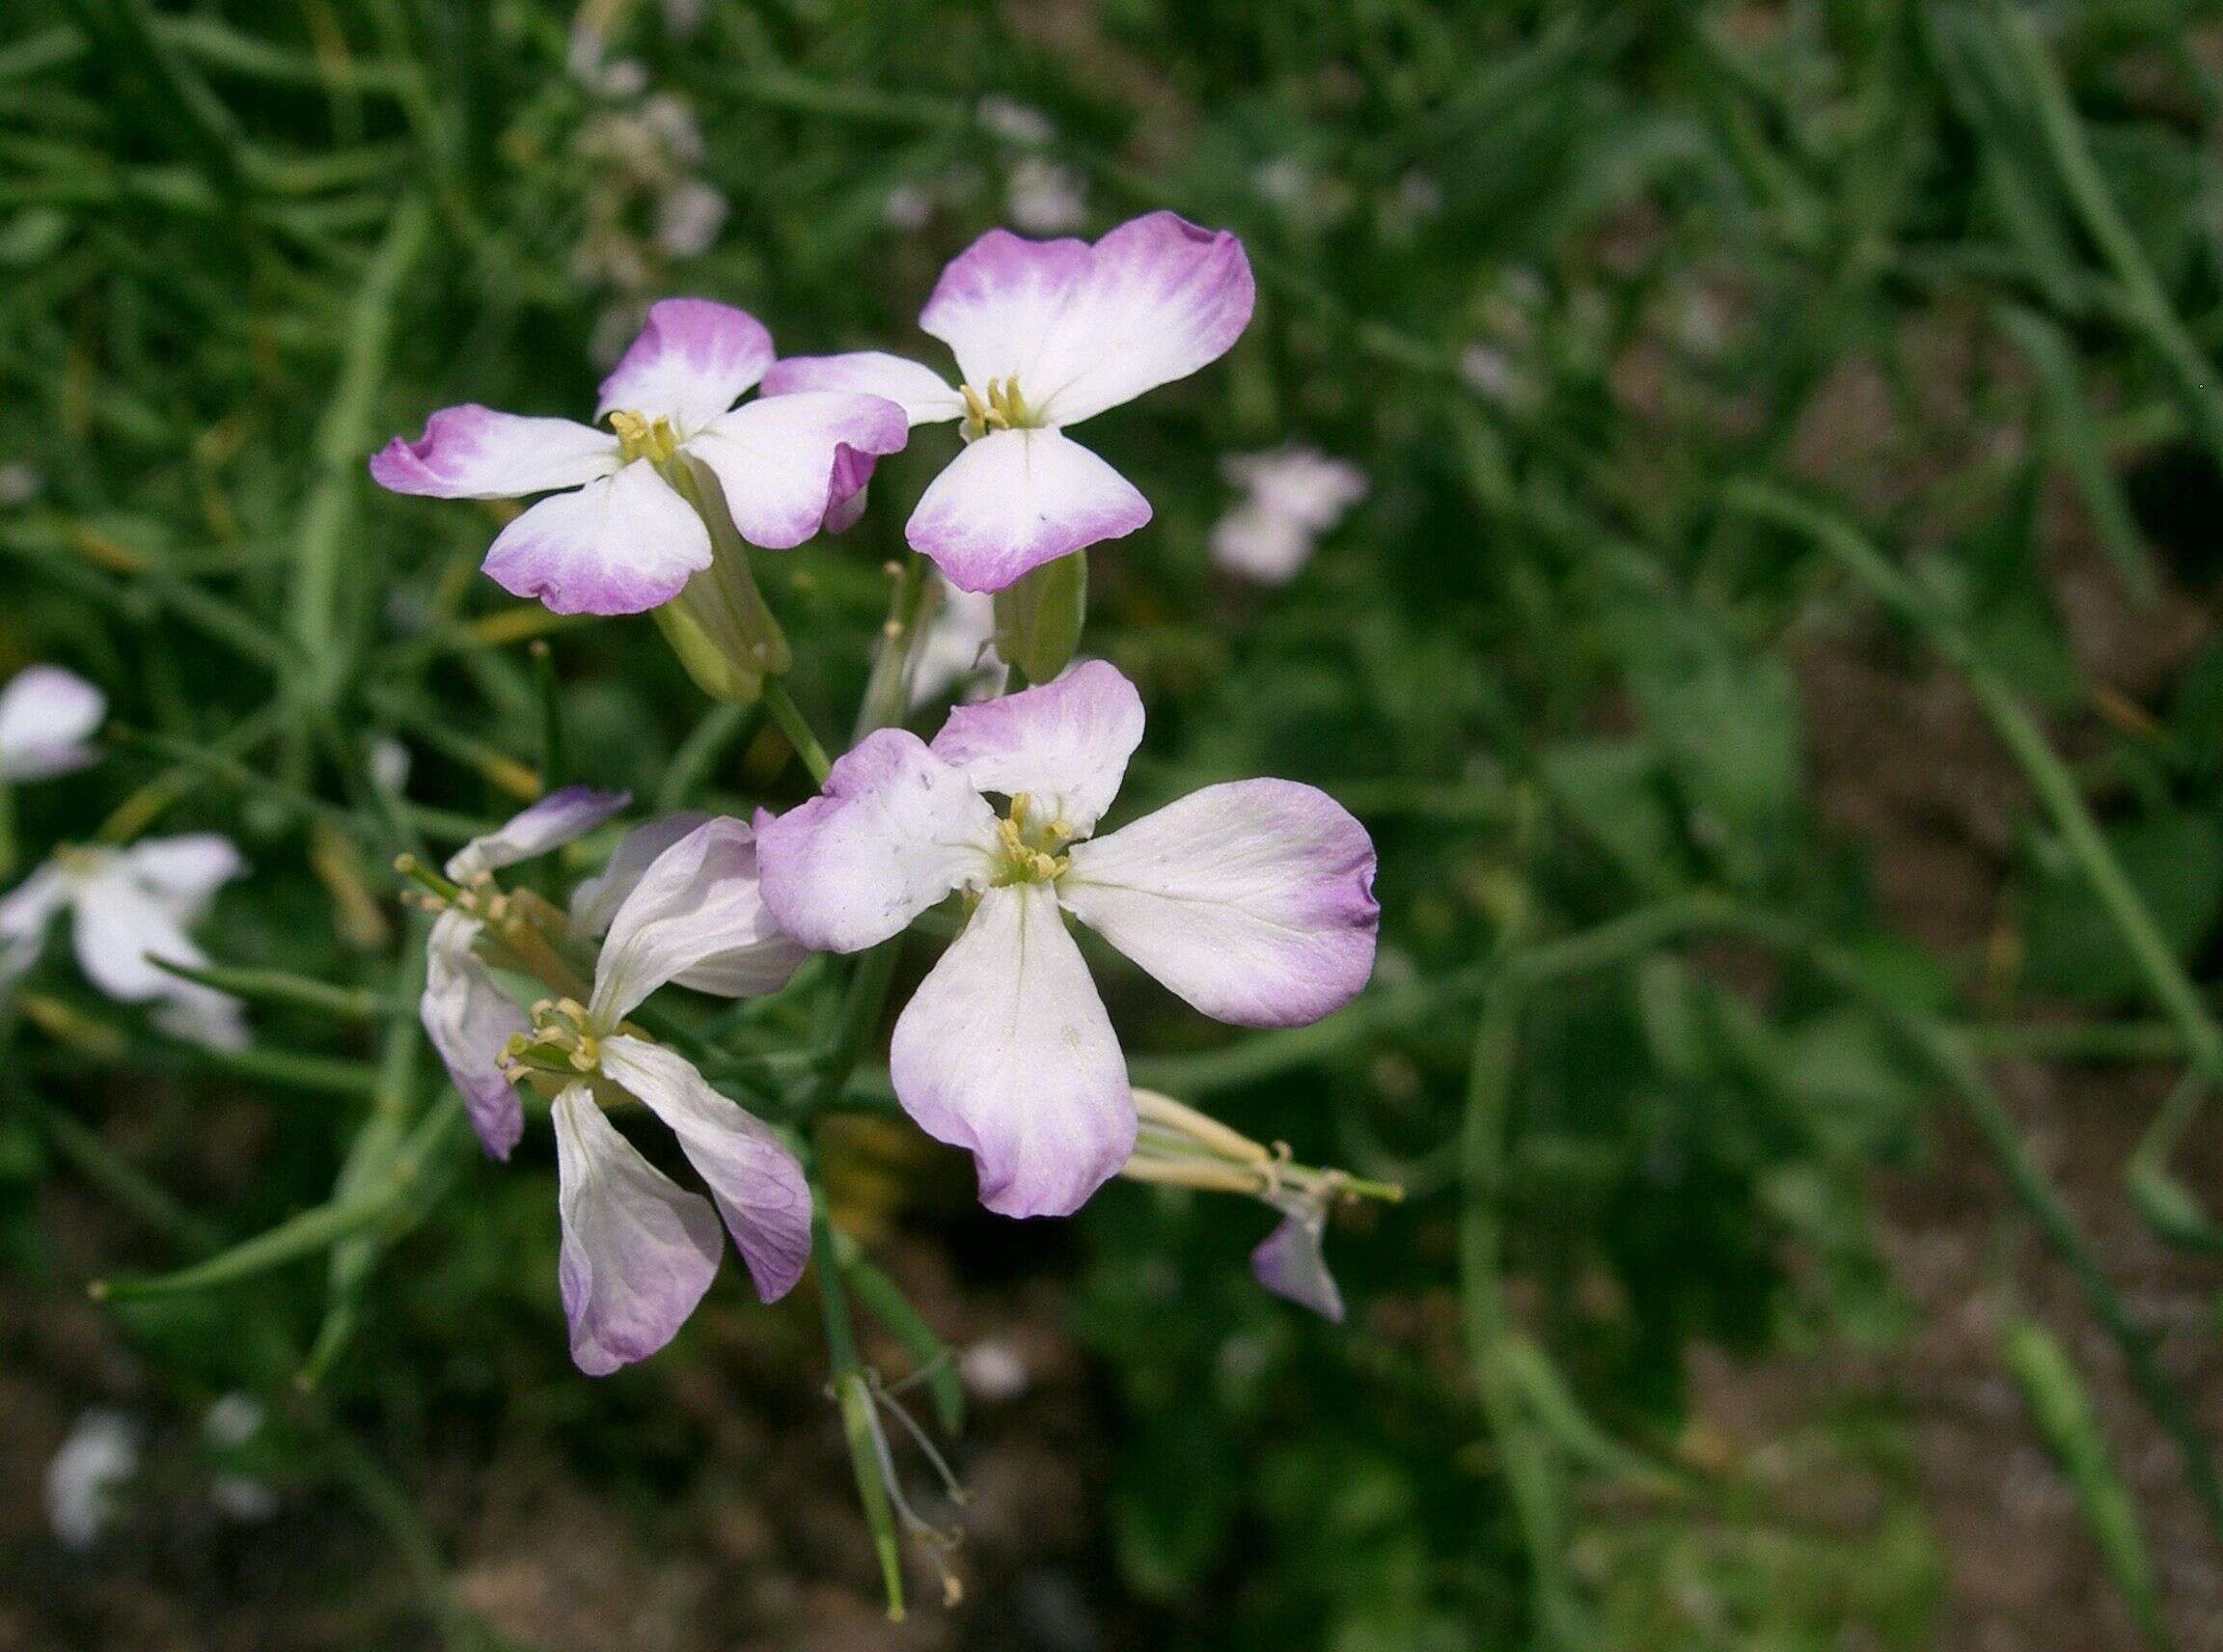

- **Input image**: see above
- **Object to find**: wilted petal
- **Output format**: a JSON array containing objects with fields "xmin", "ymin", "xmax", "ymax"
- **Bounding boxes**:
[
  {"xmin": 123, "ymin": 835, "xmax": 244, "ymax": 916},
  {"xmin": 599, "ymin": 1036, "xmax": 810, "ymax": 1301},
  {"xmin": 422, "ymin": 908, "xmax": 528, "ymax": 1160},
  {"xmin": 928, "ymin": 659, "xmax": 1142, "ymax": 836},
  {"xmin": 594, "ymin": 298, "xmax": 774, "ymax": 433},
  {"xmin": 0, "ymin": 666, "xmax": 105, "ymax": 782},
  {"xmin": 552, "ymin": 1085, "xmax": 724, "ymax": 1375},
  {"xmin": 370, "ymin": 405, "xmax": 618, "ymax": 499},
  {"xmin": 482, "ymin": 461, "xmax": 711, "ymax": 616},
  {"xmin": 69, "ymin": 866, "xmax": 202, "ymax": 1003},
  {"xmin": 1059, "ymin": 779, "xmax": 1378, "ymax": 1028},
  {"xmin": 570, "ymin": 812, "xmax": 711, "ymax": 937},
  {"xmin": 756, "ymin": 729, "xmax": 999, "ymax": 953},
  {"xmin": 906, "ymin": 427, "xmax": 1149, "ymax": 592},
  {"xmin": 1250, "ymin": 1201, "xmax": 1344, "ymax": 1322},
  {"xmin": 447, "ymin": 786, "xmax": 631, "ymax": 882},
  {"xmin": 888, "ymin": 883, "xmax": 1133, "ymax": 1218},
  {"xmin": 761, "ymin": 350, "xmax": 968, "ymax": 426},
  {"xmin": 687, "ymin": 391, "xmax": 910, "ymax": 550},
  {"xmin": 919, "ymin": 212, "xmax": 1253, "ymax": 427},
  {"xmin": 587, "ymin": 817, "xmax": 807, "ymax": 1028},
  {"xmin": 820, "ymin": 444, "xmax": 876, "ymax": 535},
  {"xmin": 0, "ymin": 865, "xmax": 64, "ymax": 982}
]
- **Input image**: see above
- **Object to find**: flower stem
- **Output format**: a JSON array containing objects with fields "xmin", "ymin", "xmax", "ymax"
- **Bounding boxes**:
[
  {"xmin": 763, "ymin": 679, "xmax": 833, "ymax": 786},
  {"xmin": 812, "ymin": 1200, "xmax": 907, "ymax": 1620}
]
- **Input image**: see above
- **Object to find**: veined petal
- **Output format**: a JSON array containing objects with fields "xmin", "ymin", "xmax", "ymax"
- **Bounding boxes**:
[
  {"xmin": 0, "ymin": 666, "xmax": 105, "ymax": 782},
  {"xmin": 70, "ymin": 867, "xmax": 201, "ymax": 1003},
  {"xmin": 587, "ymin": 817, "xmax": 806, "ymax": 1029},
  {"xmin": 447, "ymin": 786, "xmax": 631, "ymax": 883},
  {"xmin": 370, "ymin": 406, "xmax": 618, "ymax": 499},
  {"xmin": 422, "ymin": 908, "xmax": 528, "ymax": 1160},
  {"xmin": 1251, "ymin": 1202, "xmax": 1344, "ymax": 1322},
  {"xmin": 482, "ymin": 462, "xmax": 711, "ymax": 616},
  {"xmin": 687, "ymin": 391, "xmax": 910, "ymax": 550},
  {"xmin": 552, "ymin": 1084, "xmax": 724, "ymax": 1376},
  {"xmin": 760, "ymin": 351, "xmax": 967, "ymax": 426},
  {"xmin": 123, "ymin": 834, "xmax": 244, "ymax": 917},
  {"xmin": 906, "ymin": 427, "xmax": 1149, "ymax": 592},
  {"xmin": 594, "ymin": 298, "xmax": 774, "ymax": 434},
  {"xmin": 887, "ymin": 883, "xmax": 1133, "ymax": 1218},
  {"xmin": 599, "ymin": 1036, "xmax": 810, "ymax": 1302},
  {"xmin": 756, "ymin": 729, "xmax": 999, "ymax": 954},
  {"xmin": 0, "ymin": 865, "xmax": 65, "ymax": 982},
  {"xmin": 570, "ymin": 812, "xmax": 712, "ymax": 938},
  {"xmin": 1059, "ymin": 779, "xmax": 1378, "ymax": 1028},
  {"xmin": 927, "ymin": 659, "xmax": 1142, "ymax": 836},
  {"xmin": 919, "ymin": 213, "xmax": 1253, "ymax": 427}
]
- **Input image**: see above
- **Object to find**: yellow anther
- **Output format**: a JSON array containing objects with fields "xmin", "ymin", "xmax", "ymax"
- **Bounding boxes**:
[
  {"xmin": 1009, "ymin": 792, "xmax": 1031, "ymax": 829},
  {"xmin": 609, "ymin": 408, "xmax": 678, "ymax": 464}
]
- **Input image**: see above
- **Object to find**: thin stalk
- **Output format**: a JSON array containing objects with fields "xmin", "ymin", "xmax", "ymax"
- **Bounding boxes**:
[
  {"xmin": 764, "ymin": 679, "xmax": 834, "ymax": 786},
  {"xmin": 813, "ymin": 1202, "xmax": 907, "ymax": 1619}
]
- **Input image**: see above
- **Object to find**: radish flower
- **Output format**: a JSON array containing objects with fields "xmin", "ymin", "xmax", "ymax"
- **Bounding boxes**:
[
  {"xmin": 1210, "ymin": 447, "xmax": 1366, "ymax": 586},
  {"xmin": 763, "ymin": 211, "xmax": 1254, "ymax": 593},
  {"xmin": 756, "ymin": 661, "xmax": 1377, "ymax": 1217},
  {"xmin": 0, "ymin": 665, "xmax": 104, "ymax": 783},
  {"xmin": 370, "ymin": 298, "xmax": 908, "ymax": 616}
]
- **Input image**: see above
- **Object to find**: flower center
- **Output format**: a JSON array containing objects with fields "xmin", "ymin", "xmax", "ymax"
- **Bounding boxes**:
[
  {"xmin": 958, "ymin": 376, "xmax": 1040, "ymax": 441},
  {"xmin": 988, "ymin": 792, "xmax": 1072, "ymax": 887},
  {"xmin": 502, "ymin": 997, "xmax": 605, "ymax": 1084},
  {"xmin": 609, "ymin": 408, "xmax": 680, "ymax": 464}
]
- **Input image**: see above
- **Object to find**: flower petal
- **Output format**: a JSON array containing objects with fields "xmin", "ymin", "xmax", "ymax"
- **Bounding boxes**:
[
  {"xmin": 927, "ymin": 658, "xmax": 1141, "ymax": 836},
  {"xmin": 888, "ymin": 883, "xmax": 1133, "ymax": 1218},
  {"xmin": 599, "ymin": 1036, "xmax": 811, "ymax": 1302},
  {"xmin": 760, "ymin": 351, "xmax": 967, "ymax": 426},
  {"xmin": 421, "ymin": 909, "xmax": 528, "ymax": 1160},
  {"xmin": 686, "ymin": 391, "xmax": 910, "ymax": 550},
  {"xmin": 570, "ymin": 812, "xmax": 713, "ymax": 937},
  {"xmin": 587, "ymin": 817, "xmax": 806, "ymax": 1028},
  {"xmin": 0, "ymin": 865, "xmax": 65, "ymax": 983},
  {"xmin": 0, "ymin": 666, "xmax": 105, "ymax": 782},
  {"xmin": 152, "ymin": 985, "xmax": 250, "ymax": 1054},
  {"xmin": 820, "ymin": 444, "xmax": 876, "ymax": 535},
  {"xmin": 756, "ymin": 729, "xmax": 998, "ymax": 954},
  {"xmin": 447, "ymin": 786, "xmax": 631, "ymax": 883},
  {"xmin": 123, "ymin": 834, "xmax": 245, "ymax": 915},
  {"xmin": 1251, "ymin": 1202, "xmax": 1344, "ymax": 1322},
  {"xmin": 70, "ymin": 867, "xmax": 200, "ymax": 1002},
  {"xmin": 919, "ymin": 212, "xmax": 1253, "ymax": 427},
  {"xmin": 482, "ymin": 462, "xmax": 713, "ymax": 617},
  {"xmin": 594, "ymin": 298, "xmax": 774, "ymax": 434},
  {"xmin": 370, "ymin": 405, "xmax": 618, "ymax": 499},
  {"xmin": 1059, "ymin": 779, "xmax": 1378, "ymax": 1028},
  {"xmin": 905, "ymin": 427, "xmax": 1149, "ymax": 592},
  {"xmin": 552, "ymin": 1084, "xmax": 724, "ymax": 1376}
]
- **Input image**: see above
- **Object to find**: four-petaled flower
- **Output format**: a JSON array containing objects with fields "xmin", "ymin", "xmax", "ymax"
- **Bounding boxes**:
[
  {"xmin": 756, "ymin": 660, "xmax": 1378, "ymax": 1217},
  {"xmin": 0, "ymin": 665, "xmax": 105, "ymax": 783},
  {"xmin": 763, "ymin": 211, "xmax": 1254, "ymax": 593},
  {"xmin": 370, "ymin": 298, "xmax": 909, "ymax": 615}
]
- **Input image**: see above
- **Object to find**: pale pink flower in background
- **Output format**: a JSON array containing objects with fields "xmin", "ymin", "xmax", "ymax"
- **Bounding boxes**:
[
  {"xmin": 757, "ymin": 661, "xmax": 1377, "ymax": 1218},
  {"xmin": 370, "ymin": 299, "xmax": 907, "ymax": 615},
  {"xmin": 0, "ymin": 665, "xmax": 104, "ymax": 782},
  {"xmin": 1006, "ymin": 157, "xmax": 1087, "ymax": 234},
  {"xmin": 1209, "ymin": 447, "xmax": 1367, "ymax": 585},
  {"xmin": 763, "ymin": 211, "xmax": 1255, "ymax": 592}
]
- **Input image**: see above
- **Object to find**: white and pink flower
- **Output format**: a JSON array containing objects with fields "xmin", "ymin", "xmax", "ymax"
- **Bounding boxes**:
[
  {"xmin": 0, "ymin": 665, "xmax": 105, "ymax": 783},
  {"xmin": 1210, "ymin": 447, "xmax": 1367, "ymax": 586},
  {"xmin": 763, "ymin": 211, "xmax": 1255, "ymax": 593},
  {"xmin": 370, "ymin": 299, "xmax": 909, "ymax": 615},
  {"xmin": 756, "ymin": 661, "xmax": 1377, "ymax": 1218}
]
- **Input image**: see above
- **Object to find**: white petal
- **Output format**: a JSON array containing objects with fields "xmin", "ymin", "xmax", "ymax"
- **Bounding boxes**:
[
  {"xmin": 887, "ymin": 883, "xmax": 1134, "ymax": 1218},
  {"xmin": 569, "ymin": 812, "xmax": 712, "ymax": 937},
  {"xmin": 152, "ymin": 985, "xmax": 250, "ymax": 1053},
  {"xmin": 1209, "ymin": 505, "xmax": 1314, "ymax": 585},
  {"xmin": 759, "ymin": 350, "xmax": 967, "ymax": 426},
  {"xmin": 123, "ymin": 834, "xmax": 244, "ymax": 916},
  {"xmin": 370, "ymin": 406, "xmax": 619, "ymax": 499},
  {"xmin": 0, "ymin": 865, "xmax": 65, "ymax": 982},
  {"xmin": 70, "ymin": 868, "xmax": 201, "ymax": 1003},
  {"xmin": 599, "ymin": 1036, "xmax": 811, "ymax": 1301},
  {"xmin": 594, "ymin": 299, "xmax": 774, "ymax": 435},
  {"xmin": 481, "ymin": 463, "xmax": 712, "ymax": 617},
  {"xmin": 755, "ymin": 729, "xmax": 999, "ymax": 954},
  {"xmin": 445, "ymin": 787, "xmax": 631, "ymax": 883},
  {"xmin": 0, "ymin": 666, "xmax": 104, "ymax": 782},
  {"xmin": 1059, "ymin": 779, "xmax": 1378, "ymax": 1028},
  {"xmin": 686, "ymin": 391, "xmax": 910, "ymax": 550},
  {"xmin": 905, "ymin": 427, "xmax": 1149, "ymax": 592},
  {"xmin": 552, "ymin": 1085, "xmax": 725, "ymax": 1376},
  {"xmin": 421, "ymin": 909, "xmax": 529, "ymax": 1160},
  {"xmin": 927, "ymin": 659, "xmax": 1142, "ymax": 837},
  {"xmin": 587, "ymin": 817, "xmax": 806, "ymax": 1029}
]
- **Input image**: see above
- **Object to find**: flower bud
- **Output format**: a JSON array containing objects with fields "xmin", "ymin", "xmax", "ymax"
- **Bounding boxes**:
[
  {"xmin": 653, "ymin": 456, "xmax": 792, "ymax": 703},
  {"xmin": 990, "ymin": 548, "xmax": 1085, "ymax": 687}
]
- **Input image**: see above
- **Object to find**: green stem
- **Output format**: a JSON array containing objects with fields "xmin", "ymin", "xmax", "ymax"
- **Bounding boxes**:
[
  {"xmin": 812, "ymin": 1201, "xmax": 907, "ymax": 1619},
  {"xmin": 854, "ymin": 554, "xmax": 935, "ymax": 743},
  {"xmin": 763, "ymin": 679, "xmax": 834, "ymax": 786}
]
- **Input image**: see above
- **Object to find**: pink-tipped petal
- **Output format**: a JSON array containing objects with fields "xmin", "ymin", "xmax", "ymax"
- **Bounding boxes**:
[
  {"xmin": 927, "ymin": 658, "xmax": 1142, "ymax": 835},
  {"xmin": 1251, "ymin": 1202, "xmax": 1344, "ymax": 1322},
  {"xmin": 687, "ymin": 391, "xmax": 910, "ymax": 550},
  {"xmin": 422, "ymin": 909, "xmax": 528, "ymax": 1160},
  {"xmin": 761, "ymin": 350, "xmax": 968, "ymax": 426},
  {"xmin": 919, "ymin": 212, "xmax": 1253, "ymax": 427},
  {"xmin": 820, "ymin": 445, "xmax": 876, "ymax": 535},
  {"xmin": 0, "ymin": 666, "xmax": 105, "ymax": 783},
  {"xmin": 599, "ymin": 1037, "xmax": 811, "ymax": 1302},
  {"xmin": 594, "ymin": 298, "xmax": 775, "ymax": 433},
  {"xmin": 552, "ymin": 1085, "xmax": 725, "ymax": 1376},
  {"xmin": 482, "ymin": 461, "xmax": 711, "ymax": 616},
  {"xmin": 888, "ymin": 883, "xmax": 1134, "ymax": 1218},
  {"xmin": 446, "ymin": 786, "xmax": 631, "ymax": 883},
  {"xmin": 905, "ymin": 427, "xmax": 1149, "ymax": 592},
  {"xmin": 755, "ymin": 729, "xmax": 999, "ymax": 954},
  {"xmin": 1059, "ymin": 779, "xmax": 1378, "ymax": 1028},
  {"xmin": 587, "ymin": 817, "xmax": 807, "ymax": 1028},
  {"xmin": 370, "ymin": 405, "xmax": 618, "ymax": 499}
]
